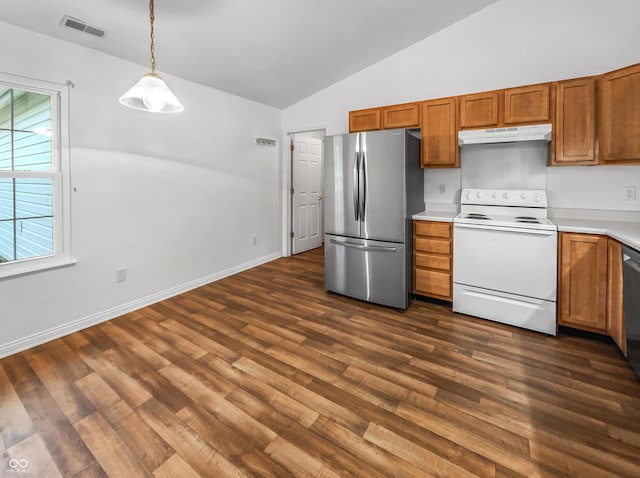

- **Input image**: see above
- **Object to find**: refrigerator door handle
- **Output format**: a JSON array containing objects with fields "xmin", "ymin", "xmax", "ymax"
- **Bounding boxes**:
[
  {"xmin": 330, "ymin": 239, "xmax": 397, "ymax": 252},
  {"xmin": 359, "ymin": 147, "xmax": 367, "ymax": 220},
  {"xmin": 353, "ymin": 135, "xmax": 360, "ymax": 221}
]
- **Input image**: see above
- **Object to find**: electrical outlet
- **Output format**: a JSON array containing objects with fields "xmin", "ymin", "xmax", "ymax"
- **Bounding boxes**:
[
  {"xmin": 623, "ymin": 186, "xmax": 637, "ymax": 201},
  {"xmin": 251, "ymin": 234, "xmax": 257, "ymax": 246},
  {"xmin": 115, "ymin": 267, "xmax": 127, "ymax": 283}
]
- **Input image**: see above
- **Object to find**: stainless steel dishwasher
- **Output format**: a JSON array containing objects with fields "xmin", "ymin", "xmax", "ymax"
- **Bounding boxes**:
[{"xmin": 622, "ymin": 245, "xmax": 640, "ymax": 380}]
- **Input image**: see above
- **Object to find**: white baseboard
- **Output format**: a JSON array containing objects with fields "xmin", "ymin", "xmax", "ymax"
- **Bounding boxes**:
[{"xmin": 0, "ymin": 252, "xmax": 282, "ymax": 359}]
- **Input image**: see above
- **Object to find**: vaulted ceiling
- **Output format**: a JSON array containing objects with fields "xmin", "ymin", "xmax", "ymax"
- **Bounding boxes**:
[{"xmin": 0, "ymin": 0, "xmax": 498, "ymax": 108}]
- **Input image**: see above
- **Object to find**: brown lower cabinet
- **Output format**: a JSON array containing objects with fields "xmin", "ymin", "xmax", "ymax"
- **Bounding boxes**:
[
  {"xmin": 558, "ymin": 232, "xmax": 608, "ymax": 332},
  {"xmin": 410, "ymin": 227, "xmax": 627, "ymax": 355},
  {"xmin": 558, "ymin": 232, "xmax": 626, "ymax": 356},
  {"xmin": 413, "ymin": 221, "xmax": 452, "ymax": 301},
  {"xmin": 607, "ymin": 239, "xmax": 626, "ymax": 355}
]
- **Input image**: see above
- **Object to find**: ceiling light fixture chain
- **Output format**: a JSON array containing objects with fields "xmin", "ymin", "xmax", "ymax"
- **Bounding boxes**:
[
  {"xmin": 149, "ymin": 0, "xmax": 156, "ymax": 73},
  {"xmin": 118, "ymin": 0, "xmax": 184, "ymax": 113}
]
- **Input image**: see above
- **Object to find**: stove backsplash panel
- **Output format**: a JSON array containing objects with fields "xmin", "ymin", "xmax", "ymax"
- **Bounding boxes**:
[
  {"xmin": 424, "ymin": 142, "xmax": 640, "ymax": 213},
  {"xmin": 460, "ymin": 142, "xmax": 547, "ymax": 190}
]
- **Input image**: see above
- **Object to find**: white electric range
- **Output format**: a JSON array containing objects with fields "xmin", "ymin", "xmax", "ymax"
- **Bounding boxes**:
[{"xmin": 452, "ymin": 188, "xmax": 558, "ymax": 335}]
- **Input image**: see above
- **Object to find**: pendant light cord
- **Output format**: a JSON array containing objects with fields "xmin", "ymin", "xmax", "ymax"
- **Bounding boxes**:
[{"xmin": 149, "ymin": 0, "xmax": 156, "ymax": 73}]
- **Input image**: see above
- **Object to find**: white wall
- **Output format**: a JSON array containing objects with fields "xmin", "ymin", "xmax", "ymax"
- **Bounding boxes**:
[
  {"xmin": 547, "ymin": 166, "xmax": 640, "ymax": 211},
  {"xmin": 427, "ymin": 149, "xmax": 640, "ymax": 213},
  {"xmin": 0, "ymin": 22, "xmax": 283, "ymax": 356},
  {"xmin": 282, "ymin": 0, "xmax": 640, "ymax": 213}
]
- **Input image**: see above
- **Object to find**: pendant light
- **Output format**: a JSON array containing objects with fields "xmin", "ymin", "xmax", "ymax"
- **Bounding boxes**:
[{"xmin": 119, "ymin": 0, "xmax": 184, "ymax": 113}]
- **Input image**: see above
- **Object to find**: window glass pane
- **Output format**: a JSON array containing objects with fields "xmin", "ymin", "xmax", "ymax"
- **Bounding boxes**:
[
  {"xmin": 0, "ymin": 178, "xmax": 13, "ymax": 220},
  {"xmin": 0, "ymin": 88, "xmax": 11, "ymax": 130},
  {"xmin": 0, "ymin": 219, "xmax": 15, "ymax": 263},
  {"xmin": 15, "ymin": 178, "xmax": 52, "ymax": 219},
  {"xmin": 13, "ymin": 90, "xmax": 51, "ymax": 133},
  {"xmin": 16, "ymin": 217, "xmax": 53, "ymax": 260},
  {"xmin": 13, "ymin": 131, "xmax": 51, "ymax": 171},
  {"xmin": 0, "ymin": 130, "xmax": 10, "ymax": 170},
  {"xmin": 0, "ymin": 79, "xmax": 59, "ymax": 269},
  {"xmin": 0, "ymin": 178, "xmax": 54, "ymax": 264}
]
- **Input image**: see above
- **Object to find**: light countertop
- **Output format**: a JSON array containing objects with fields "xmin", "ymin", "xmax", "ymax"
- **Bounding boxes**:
[
  {"xmin": 413, "ymin": 207, "xmax": 640, "ymax": 250},
  {"xmin": 412, "ymin": 207, "xmax": 458, "ymax": 222},
  {"xmin": 552, "ymin": 217, "xmax": 640, "ymax": 250}
]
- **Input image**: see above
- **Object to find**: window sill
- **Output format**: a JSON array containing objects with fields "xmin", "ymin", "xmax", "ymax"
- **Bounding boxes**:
[{"xmin": 0, "ymin": 257, "xmax": 77, "ymax": 279}]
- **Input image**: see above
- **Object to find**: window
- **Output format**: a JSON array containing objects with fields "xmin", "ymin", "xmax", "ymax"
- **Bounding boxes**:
[{"xmin": 0, "ymin": 73, "xmax": 72, "ymax": 278}]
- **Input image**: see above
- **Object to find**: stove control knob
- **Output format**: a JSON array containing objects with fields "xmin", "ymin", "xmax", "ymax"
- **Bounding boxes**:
[
  {"xmin": 534, "ymin": 195, "xmax": 541, "ymax": 202},
  {"xmin": 503, "ymin": 192, "xmax": 511, "ymax": 199},
  {"xmin": 520, "ymin": 192, "xmax": 528, "ymax": 200},
  {"xmin": 476, "ymin": 192, "xmax": 483, "ymax": 199},
  {"xmin": 491, "ymin": 192, "xmax": 498, "ymax": 199},
  {"xmin": 466, "ymin": 192, "xmax": 471, "ymax": 200}
]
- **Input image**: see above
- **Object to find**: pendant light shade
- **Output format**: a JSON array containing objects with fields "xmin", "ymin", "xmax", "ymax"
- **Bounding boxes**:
[
  {"xmin": 119, "ymin": 72, "xmax": 183, "ymax": 113},
  {"xmin": 119, "ymin": 0, "xmax": 183, "ymax": 113}
]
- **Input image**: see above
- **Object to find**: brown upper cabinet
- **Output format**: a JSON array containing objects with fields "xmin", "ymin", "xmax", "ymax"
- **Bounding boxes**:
[
  {"xmin": 381, "ymin": 102, "xmax": 420, "ymax": 129},
  {"xmin": 553, "ymin": 78, "xmax": 597, "ymax": 166},
  {"xmin": 347, "ymin": 62, "xmax": 640, "ymax": 167},
  {"xmin": 349, "ymin": 107, "xmax": 381, "ymax": 132},
  {"xmin": 459, "ymin": 91, "xmax": 500, "ymax": 128},
  {"xmin": 598, "ymin": 63, "xmax": 640, "ymax": 164},
  {"xmin": 420, "ymin": 97, "xmax": 458, "ymax": 168},
  {"xmin": 459, "ymin": 84, "xmax": 552, "ymax": 129},
  {"xmin": 349, "ymin": 103, "xmax": 419, "ymax": 132},
  {"xmin": 503, "ymin": 83, "xmax": 551, "ymax": 125}
]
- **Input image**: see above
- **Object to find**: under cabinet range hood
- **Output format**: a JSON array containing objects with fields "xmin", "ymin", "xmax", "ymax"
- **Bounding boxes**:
[{"xmin": 458, "ymin": 123, "xmax": 552, "ymax": 146}]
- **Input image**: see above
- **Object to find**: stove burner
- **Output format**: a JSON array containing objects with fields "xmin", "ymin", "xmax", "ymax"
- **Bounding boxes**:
[{"xmin": 513, "ymin": 216, "xmax": 542, "ymax": 224}]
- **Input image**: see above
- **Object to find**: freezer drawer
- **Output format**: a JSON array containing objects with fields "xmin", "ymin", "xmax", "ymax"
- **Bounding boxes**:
[
  {"xmin": 453, "ymin": 283, "xmax": 557, "ymax": 335},
  {"xmin": 325, "ymin": 235, "xmax": 408, "ymax": 309}
]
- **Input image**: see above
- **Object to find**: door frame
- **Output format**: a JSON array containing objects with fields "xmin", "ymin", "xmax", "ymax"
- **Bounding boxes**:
[{"xmin": 284, "ymin": 128, "xmax": 326, "ymax": 256}]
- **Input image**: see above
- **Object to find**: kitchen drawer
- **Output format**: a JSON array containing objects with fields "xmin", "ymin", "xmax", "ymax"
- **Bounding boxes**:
[
  {"xmin": 415, "ymin": 252, "xmax": 451, "ymax": 272},
  {"xmin": 415, "ymin": 237, "xmax": 451, "ymax": 255},
  {"xmin": 414, "ymin": 269, "xmax": 451, "ymax": 299},
  {"xmin": 414, "ymin": 221, "xmax": 451, "ymax": 239}
]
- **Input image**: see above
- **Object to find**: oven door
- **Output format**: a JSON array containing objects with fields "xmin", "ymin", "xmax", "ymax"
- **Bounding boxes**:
[{"xmin": 453, "ymin": 222, "xmax": 557, "ymax": 301}]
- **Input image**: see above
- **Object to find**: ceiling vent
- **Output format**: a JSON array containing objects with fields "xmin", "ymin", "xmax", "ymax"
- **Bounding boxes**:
[{"xmin": 60, "ymin": 15, "xmax": 106, "ymax": 38}]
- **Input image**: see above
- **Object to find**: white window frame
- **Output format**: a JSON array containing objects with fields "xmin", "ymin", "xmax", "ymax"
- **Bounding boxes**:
[{"xmin": 0, "ymin": 72, "xmax": 74, "ymax": 278}]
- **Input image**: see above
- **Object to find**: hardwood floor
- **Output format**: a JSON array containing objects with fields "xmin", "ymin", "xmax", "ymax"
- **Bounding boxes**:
[{"xmin": 1, "ymin": 247, "xmax": 640, "ymax": 477}]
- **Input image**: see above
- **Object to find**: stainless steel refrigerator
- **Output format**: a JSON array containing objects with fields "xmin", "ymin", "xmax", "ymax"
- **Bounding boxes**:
[{"xmin": 324, "ymin": 129, "xmax": 423, "ymax": 309}]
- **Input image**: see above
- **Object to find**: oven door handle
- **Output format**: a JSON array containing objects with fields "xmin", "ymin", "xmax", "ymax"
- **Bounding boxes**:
[{"xmin": 454, "ymin": 223, "xmax": 556, "ymax": 236}]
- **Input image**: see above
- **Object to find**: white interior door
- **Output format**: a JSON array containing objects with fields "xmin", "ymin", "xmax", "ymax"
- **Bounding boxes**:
[{"xmin": 292, "ymin": 135, "xmax": 323, "ymax": 254}]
